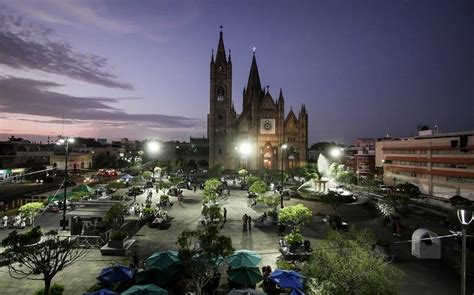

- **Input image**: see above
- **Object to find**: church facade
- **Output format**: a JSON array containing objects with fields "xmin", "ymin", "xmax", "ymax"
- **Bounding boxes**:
[{"xmin": 208, "ymin": 31, "xmax": 308, "ymax": 171}]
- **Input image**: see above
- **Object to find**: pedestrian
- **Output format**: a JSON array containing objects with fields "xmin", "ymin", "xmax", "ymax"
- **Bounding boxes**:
[
  {"xmin": 132, "ymin": 251, "xmax": 139, "ymax": 270},
  {"xmin": 223, "ymin": 207, "xmax": 227, "ymax": 222},
  {"xmin": 248, "ymin": 215, "xmax": 252, "ymax": 231},
  {"xmin": 194, "ymin": 185, "xmax": 197, "ymax": 193},
  {"xmin": 242, "ymin": 214, "xmax": 248, "ymax": 231},
  {"xmin": 227, "ymin": 189, "xmax": 230, "ymax": 197}
]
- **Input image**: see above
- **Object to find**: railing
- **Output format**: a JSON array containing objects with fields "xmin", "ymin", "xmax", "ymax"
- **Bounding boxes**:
[{"xmin": 57, "ymin": 235, "xmax": 106, "ymax": 248}]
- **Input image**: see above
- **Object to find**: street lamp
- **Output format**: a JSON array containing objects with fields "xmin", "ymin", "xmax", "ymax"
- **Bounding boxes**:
[
  {"xmin": 330, "ymin": 147, "xmax": 344, "ymax": 158},
  {"xmin": 457, "ymin": 205, "xmax": 473, "ymax": 295},
  {"xmin": 57, "ymin": 137, "xmax": 74, "ymax": 230},
  {"xmin": 280, "ymin": 144, "xmax": 288, "ymax": 208},
  {"xmin": 147, "ymin": 141, "xmax": 160, "ymax": 154},
  {"xmin": 236, "ymin": 141, "xmax": 252, "ymax": 169}
]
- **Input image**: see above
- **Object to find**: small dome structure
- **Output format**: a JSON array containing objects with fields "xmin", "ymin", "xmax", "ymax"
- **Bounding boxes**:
[{"xmin": 411, "ymin": 228, "xmax": 441, "ymax": 259}]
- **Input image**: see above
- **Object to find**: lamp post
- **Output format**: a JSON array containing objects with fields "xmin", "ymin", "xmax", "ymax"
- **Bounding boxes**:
[
  {"xmin": 280, "ymin": 144, "xmax": 288, "ymax": 208},
  {"xmin": 457, "ymin": 206, "xmax": 473, "ymax": 295},
  {"xmin": 57, "ymin": 137, "xmax": 74, "ymax": 230}
]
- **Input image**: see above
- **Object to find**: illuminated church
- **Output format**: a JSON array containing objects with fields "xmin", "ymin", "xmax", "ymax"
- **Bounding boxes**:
[{"xmin": 208, "ymin": 30, "xmax": 308, "ymax": 171}]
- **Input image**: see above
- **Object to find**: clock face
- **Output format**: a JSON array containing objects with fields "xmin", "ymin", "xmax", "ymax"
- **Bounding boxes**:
[{"xmin": 260, "ymin": 119, "xmax": 276, "ymax": 134}]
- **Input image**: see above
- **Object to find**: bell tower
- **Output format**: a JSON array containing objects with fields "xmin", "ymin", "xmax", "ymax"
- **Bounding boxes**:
[{"xmin": 208, "ymin": 28, "xmax": 233, "ymax": 168}]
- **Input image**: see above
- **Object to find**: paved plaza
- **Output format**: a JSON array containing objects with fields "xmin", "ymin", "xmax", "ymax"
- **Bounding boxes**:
[{"xmin": 0, "ymin": 184, "xmax": 471, "ymax": 294}]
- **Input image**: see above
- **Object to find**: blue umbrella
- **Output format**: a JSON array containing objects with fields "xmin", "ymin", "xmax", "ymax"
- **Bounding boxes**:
[
  {"xmin": 290, "ymin": 289, "xmax": 305, "ymax": 295},
  {"xmin": 97, "ymin": 264, "xmax": 135, "ymax": 285},
  {"xmin": 83, "ymin": 288, "xmax": 118, "ymax": 295},
  {"xmin": 268, "ymin": 269, "xmax": 306, "ymax": 289}
]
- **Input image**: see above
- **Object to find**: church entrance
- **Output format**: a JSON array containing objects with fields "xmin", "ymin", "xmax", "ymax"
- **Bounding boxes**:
[{"xmin": 263, "ymin": 152, "xmax": 272, "ymax": 169}]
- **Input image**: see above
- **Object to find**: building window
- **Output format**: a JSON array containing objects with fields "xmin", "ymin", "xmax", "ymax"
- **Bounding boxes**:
[{"xmin": 217, "ymin": 86, "xmax": 224, "ymax": 102}]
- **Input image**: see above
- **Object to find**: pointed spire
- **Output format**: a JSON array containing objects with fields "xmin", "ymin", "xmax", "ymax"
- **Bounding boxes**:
[
  {"xmin": 278, "ymin": 88, "xmax": 284, "ymax": 104},
  {"xmin": 215, "ymin": 27, "xmax": 226, "ymax": 63},
  {"xmin": 228, "ymin": 49, "xmax": 232, "ymax": 63},
  {"xmin": 243, "ymin": 87, "xmax": 246, "ymax": 95},
  {"xmin": 300, "ymin": 104, "xmax": 306, "ymax": 114},
  {"xmin": 246, "ymin": 52, "xmax": 262, "ymax": 94},
  {"xmin": 211, "ymin": 49, "xmax": 214, "ymax": 63}
]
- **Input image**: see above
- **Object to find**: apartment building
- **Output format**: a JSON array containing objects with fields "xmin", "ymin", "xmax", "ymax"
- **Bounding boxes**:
[{"xmin": 375, "ymin": 131, "xmax": 474, "ymax": 200}]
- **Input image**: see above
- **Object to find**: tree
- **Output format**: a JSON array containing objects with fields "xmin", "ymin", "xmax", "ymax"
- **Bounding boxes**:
[
  {"xmin": 142, "ymin": 171, "xmax": 153, "ymax": 180},
  {"xmin": 158, "ymin": 181, "xmax": 172, "ymax": 195},
  {"xmin": 107, "ymin": 180, "xmax": 125, "ymax": 191},
  {"xmin": 209, "ymin": 164, "xmax": 225, "ymax": 177},
  {"xmin": 249, "ymin": 180, "xmax": 267, "ymax": 197},
  {"xmin": 336, "ymin": 170, "xmax": 358, "ymax": 187},
  {"xmin": 2, "ymin": 229, "xmax": 88, "ymax": 295},
  {"xmin": 246, "ymin": 175, "xmax": 260, "ymax": 187},
  {"xmin": 394, "ymin": 182, "xmax": 420, "ymax": 198},
  {"xmin": 319, "ymin": 190, "xmax": 343, "ymax": 215},
  {"xmin": 328, "ymin": 162, "xmax": 343, "ymax": 178},
  {"xmin": 18, "ymin": 202, "xmax": 44, "ymax": 226},
  {"xmin": 278, "ymin": 204, "xmax": 312, "ymax": 233},
  {"xmin": 203, "ymin": 178, "xmax": 221, "ymax": 203},
  {"xmin": 176, "ymin": 226, "xmax": 234, "ymax": 295},
  {"xmin": 127, "ymin": 186, "xmax": 143, "ymax": 200},
  {"xmin": 68, "ymin": 191, "xmax": 89, "ymax": 202},
  {"xmin": 238, "ymin": 169, "xmax": 248, "ymax": 182},
  {"xmin": 303, "ymin": 228, "xmax": 402, "ymax": 295},
  {"xmin": 104, "ymin": 204, "xmax": 126, "ymax": 231}
]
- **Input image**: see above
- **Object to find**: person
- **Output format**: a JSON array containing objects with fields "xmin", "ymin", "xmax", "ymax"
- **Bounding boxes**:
[
  {"xmin": 132, "ymin": 251, "xmax": 139, "ymax": 270},
  {"xmin": 242, "ymin": 214, "xmax": 248, "ymax": 231},
  {"xmin": 248, "ymin": 215, "xmax": 252, "ymax": 231},
  {"xmin": 227, "ymin": 189, "xmax": 230, "ymax": 197},
  {"xmin": 223, "ymin": 207, "xmax": 227, "ymax": 222},
  {"xmin": 194, "ymin": 185, "xmax": 197, "ymax": 193},
  {"xmin": 251, "ymin": 198, "xmax": 257, "ymax": 209}
]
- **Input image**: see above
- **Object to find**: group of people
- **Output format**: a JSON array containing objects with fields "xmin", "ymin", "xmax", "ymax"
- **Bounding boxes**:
[
  {"xmin": 241, "ymin": 214, "xmax": 252, "ymax": 231},
  {"xmin": 0, "ymin": 214, "xmax": 26, "ymax": 229}
]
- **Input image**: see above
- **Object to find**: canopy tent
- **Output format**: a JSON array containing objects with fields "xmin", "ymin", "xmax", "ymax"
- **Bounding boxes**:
[
  {"xmin": 47, "ymin": 192, "xmax": 75, "ymax": 203},
  {"xmin": 227, "ymin": 250, "xmax": 262, "ymax": 268},
  {"xmin": 268, "ymin": 269, "xmax": 306, "ymax": 290},
  {"xmin": 83, "ymin": 288, "xmax": 118, "ymax": 295},
  {"xmin": 411, "ymin": 228, "xmax": 441, "ymax": 259},
  {"xmin": 145, "ymin": 251, "xmax": 180, "ymax": 273},
  {"xmin": 122, "ymin": 284, "xmax": 168, "ymax": 295},
  {"xmin": 97, "ymin": 264, "xmax": 135, "ymax": 285},
  {"xmin": 72, "ymin": 185, "xmax": 95, "ymax": 193},
  {"xmin": 120, "ymin": 174, "xmax": 134, "ymax": 180}
]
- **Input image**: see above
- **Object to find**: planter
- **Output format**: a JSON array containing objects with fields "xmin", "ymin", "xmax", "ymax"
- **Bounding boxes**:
[{"xmin": 108, "ymin": 238, "xmax": 125, "ymax": 249}]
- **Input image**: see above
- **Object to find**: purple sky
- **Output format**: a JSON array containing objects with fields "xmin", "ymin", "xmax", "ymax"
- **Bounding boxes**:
[{"xmin": 0, "ymin": 0, "xmax": 472, "ymax": 144}]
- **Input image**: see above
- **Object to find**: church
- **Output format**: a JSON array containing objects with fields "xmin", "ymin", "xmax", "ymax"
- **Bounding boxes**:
[{"xmin": 208, "ymin": 30, "xmax": 308, "ymax": 171}]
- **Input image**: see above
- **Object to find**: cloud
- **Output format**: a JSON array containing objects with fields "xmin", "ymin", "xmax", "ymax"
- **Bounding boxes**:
[
  {"xmin": 0, "ymin": 6, "xmax": 133, "ymax": 89},
  {"xmin": 5, "ymin": 0, "xmax": 169, "ymax": 43},
  {"xmin": 0, "ymin": 76, "xmax": 205, "ymax": 129}
]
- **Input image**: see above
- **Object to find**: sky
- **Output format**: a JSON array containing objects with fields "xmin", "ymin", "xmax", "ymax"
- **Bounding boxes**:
[{"xmin": 0, "ymin": 0, "xmax": 472, "ymax": 144}]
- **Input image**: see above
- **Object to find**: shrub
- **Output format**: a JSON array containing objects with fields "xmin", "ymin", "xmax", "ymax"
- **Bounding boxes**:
[
  {"xmin": 276, "ymin": 258, "xmax": 294, "ymax": 270},
  {"xmin": 286, "ymin": 230, "xmax": 303, "ymax": 246},
  {"xmin": 110, "ymin": 231, "xmax": 128, "ymax": 241},
  {"xmin": 34, "ymin": 283, "xmax": 65, "ymax": 295}
]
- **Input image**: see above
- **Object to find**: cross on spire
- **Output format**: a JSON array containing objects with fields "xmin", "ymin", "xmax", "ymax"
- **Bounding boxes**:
[
  {"xmin": 220, "ymin": 25, "xmax": 223, "ymax": 31},
  {"xmin": 252, "ymin": 46, "xmax": 256, "ymax": 53}
]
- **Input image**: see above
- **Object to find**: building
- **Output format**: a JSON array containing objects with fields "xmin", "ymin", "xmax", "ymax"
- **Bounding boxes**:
[
  {"xmin": 50, "ymin": 152, "xmax": 93, "ymax": 171},
  {"xmin": 0, "ymin": 141, "xmax": 54, "ymax": 170},
  {"xmin": 348, "ymin": 138, "xmax": 376, "ymax": 177},
  {"xmin": 208, "ymin": 30, "xmax": 308, "ymax": 171},
  {"xmin": 376, "ymin": 131, "xmax": 474, "ymax": 200}
]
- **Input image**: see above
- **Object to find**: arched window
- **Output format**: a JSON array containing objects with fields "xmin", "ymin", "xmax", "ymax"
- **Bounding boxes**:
[{"xmin": 217, "ymin": 86, "xmax": 224, "ymax": 102}]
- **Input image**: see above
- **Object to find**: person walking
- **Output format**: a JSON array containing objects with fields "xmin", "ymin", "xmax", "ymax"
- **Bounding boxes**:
[
  {"xmin": 248, "ymin": 215, "xmax": 252, "ymax": 231},
  {"xmin": 194, "ymin": 185, "xmax": 197, "ymax": 193},
  {"xmin": 132, "ymin": 251, "xmax": 139, "ymax": 270},
  {"xmin": 242, "ymin": 214, "xmax": 248, "ymax": 231},
  {"xmin": 223, "ymin": 207, "xmax": 227, "ymax": 222}
]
